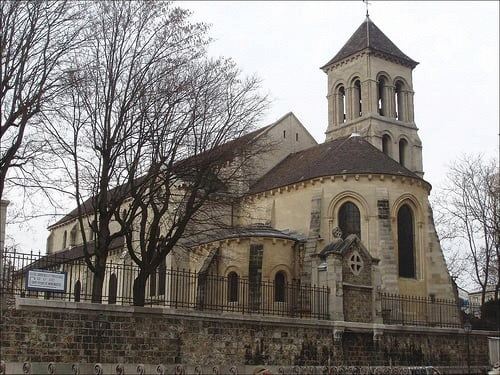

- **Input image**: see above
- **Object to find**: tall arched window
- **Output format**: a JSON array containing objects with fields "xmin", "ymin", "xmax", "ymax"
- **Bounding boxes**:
[
  {"xmin": 395, "ymin": 81, "xmax": 405, "ymax": 121},
  {"xmin": 74, "ymin": 280, "xmax": 81, "ymax": 302},
  {"xmin": 337, "ymin": 85, "xmax": 346, "ymax": 124},
  {"xmin": 399, "ymin": 139, "xmax": 408, "ymax": 167},
  {"xmin": 274, "ymin": 272, "xmax": 286, "ymax": 302},
  {"xmin": 338, "ymin": 202, "xmax": 361, "ymax": 239},
  {"xmin": 397, "ymin": 204, "xmax": 415, "ymax": 278},
  {"xmin": 353, "ymin": 79, "xmax": 362, "ymax": 118},
  {"xmin": 227, "ymin": 272, "xmax": 239, "ymax": 302},
  {"xmin": 62, "ymin": 231, "xmax": 67, "ymax": 249},
  {"xmin": 382, "ymin": 134, "xmax": 391, "ymax": 156},
  {"xmin": 108, "ymin": 273, "xmax": 117, "ymax": 304}
]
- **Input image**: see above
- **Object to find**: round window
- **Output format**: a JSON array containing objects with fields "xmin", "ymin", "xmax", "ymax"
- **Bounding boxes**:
[{"xmin": 348, "ymin": 251, "xmax": 363, "ymax": 275}]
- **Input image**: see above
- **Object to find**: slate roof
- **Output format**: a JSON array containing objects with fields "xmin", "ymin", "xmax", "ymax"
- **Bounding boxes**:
[
  {"xmin": 249, "ymin": 135, "xmax": 423, "ymax": 194},
  {"xmin": 49, "ymin": 126, "xmax": 271, "ymax": 229},
  {"xmin": 321, "ymin": 17, "xmax": 418, "ymax": 70},
  {"xmin": 182, "ymin": 224, "xmax": 305, "ymax": 248},
  {"xmin": 21, "ymin": 236, "xmax": 124, "ymax": 271}
]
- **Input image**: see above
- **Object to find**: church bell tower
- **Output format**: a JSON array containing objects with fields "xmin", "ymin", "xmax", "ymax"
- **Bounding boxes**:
[{"xmin": 321, "ymin": 16, "xmax": 424, "ymax": 177}]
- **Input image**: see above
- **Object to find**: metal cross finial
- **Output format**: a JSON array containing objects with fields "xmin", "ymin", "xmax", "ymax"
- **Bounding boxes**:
[{"xmin": 363, "ymin": 0, "xmax": 371, "ymax": 17}]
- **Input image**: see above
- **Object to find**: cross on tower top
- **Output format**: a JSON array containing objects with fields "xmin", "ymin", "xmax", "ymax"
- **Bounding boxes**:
[{"xmin": 363, "ymin": 0, "xmax": 371, "ymax": 18}]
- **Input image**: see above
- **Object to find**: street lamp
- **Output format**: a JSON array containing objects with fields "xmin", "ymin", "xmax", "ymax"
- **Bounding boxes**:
[{"xmin": 464, "ymin": 320, "xmax": 472, "ymax": 375}]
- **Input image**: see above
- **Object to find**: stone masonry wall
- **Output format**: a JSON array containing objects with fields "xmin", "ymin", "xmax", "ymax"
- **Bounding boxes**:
[
  {"xmin": 342, "ymin": 287, "xmax": 373, "ymax": 323},
  {"xmin": 0, "ymin": 299, "xmax": 491, "ymax": 369}
]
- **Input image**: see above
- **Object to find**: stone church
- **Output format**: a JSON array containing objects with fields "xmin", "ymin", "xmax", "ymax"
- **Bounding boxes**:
[{"xmin": 45, "ymin": 16, "xmax": 456, "ymax": 319}]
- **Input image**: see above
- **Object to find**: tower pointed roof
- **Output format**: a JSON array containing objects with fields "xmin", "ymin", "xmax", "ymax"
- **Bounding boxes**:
[{"xmin": 321, "ymin": 17, "xmax": 418, "ymax": 70}]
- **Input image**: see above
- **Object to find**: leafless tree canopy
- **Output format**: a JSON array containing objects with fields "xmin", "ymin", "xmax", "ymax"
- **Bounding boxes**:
[
  {"xmin": 434, "ymin": 154, "xmax": 499, "ymax": 304},
  {"xmin": 0, "ymin": 0, "xmax": 82, "ymax": 200},
  {"xmin": 44, "ymin": 1, "xmax": 268, "ymax": 304}
]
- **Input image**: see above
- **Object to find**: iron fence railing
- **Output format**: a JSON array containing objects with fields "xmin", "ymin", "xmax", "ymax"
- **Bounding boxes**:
[
  {"xmin": 0, "ymin": 249, "xmax": 330, "ymax": 320},
  {"xmin": 380, "ymin": 292, "xmax": 462, "ymax": 328}
]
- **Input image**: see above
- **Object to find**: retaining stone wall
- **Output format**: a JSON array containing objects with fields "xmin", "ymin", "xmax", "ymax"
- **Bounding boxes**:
[{"xmin": 0, "ymin": 298, "xmax": 491, "ymax": 369}]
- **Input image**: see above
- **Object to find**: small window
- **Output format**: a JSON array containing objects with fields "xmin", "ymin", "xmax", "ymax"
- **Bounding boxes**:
[
  {"xmin": 62, "ymin": 230, "xmax": 67, "ymax": 249},
  {"xmin": 295, "ymin": 133, "xmax": 298, "ymax": 141},
  {"xmin": 74, "ymin": 280, "xmax": 81, "ymax": 302},
  {"xmin": 158, "ymin": 260, "xmax": 166, "ymax": 295},
  {"xmin": 283, "ymin": 130, "xmax": 286, "ymax": 139},
  {"xmin": 338, "ymin": 202, "xmax": 361, "ymax": 239},
  {"xmin": 382, "ymin": 134, "xmax": 391, "ymax": 156},
  {"xmin": 228, "ymin": 272, "xmax": 239, "ymax": 302},
  {"xmin": 354, "ymin": 79, "xmax": 362, "ymax": 117},
  {"xmin": 108, "ymin": 273, "xmax": 117, "ymax": 304},
  {"xmin": 399, "ymin": 139, "xmax": 408, "ymax": 167},
  {"xmin": 337, "ymin": 85, "xmax": 346, "ymax": 124},
  {"xmin": 378, "ymin": 76, "xmax": 387, "ymax": 116},
  {"xmin": 70, "ymin": 225, "xmax": 77, "ymax": 246},
  {"xmin": 395, "ymin": 81, "xmax": 405, "ymax": 121},
  {"xmin": 149, "ymin": 271, "xmax": 157, "ymax": 297},
  {"xmin": 274, "ymin": 271, "xmax": 286, "ymax": 302}
]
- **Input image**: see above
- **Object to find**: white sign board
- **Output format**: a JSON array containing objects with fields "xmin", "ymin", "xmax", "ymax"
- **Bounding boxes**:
[{"xmin": 26, "ymin": 269, "xmax": 67, "ymax": 293}]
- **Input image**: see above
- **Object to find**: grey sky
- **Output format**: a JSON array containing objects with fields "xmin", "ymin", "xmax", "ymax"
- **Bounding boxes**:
[{"xmin": 5, "ymin": 1, "xmax": 499, "ymax": 254}]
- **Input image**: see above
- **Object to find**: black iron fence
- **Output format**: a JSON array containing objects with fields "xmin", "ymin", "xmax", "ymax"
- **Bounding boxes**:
[
  {"xmin": 0, "ymin": 249, "xmax": 330, "ymax": 320},
  {"xmin": 380, "ymin": 292, "xmax": 462, "ymax": 328},
  {"xmin": 1, "ymin": 249, "xmax": 470, "ymax": 327}
]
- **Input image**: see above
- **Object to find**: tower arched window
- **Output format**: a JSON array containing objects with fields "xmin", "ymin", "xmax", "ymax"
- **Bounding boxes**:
[
  {"xmin": 338, "ymin": 202, "xmax": 361, "ymax": 240},
  {"xmin": 395, "ymin": 81, "xmax": 405, "ymax": 121},
  {"xmin": 337, "ymin": 85, "xmax": 346, "ymax": 124},
  {"xmin": 353, "ymin": 79, "xmax": 362, "ymax": 118},
  {"xmin": 274, "ymin": 271, "xmax": 286, "ymax": 302},
  {"xmin": 378, "ymin": 75, "xmax": 389, "ymax": 116},
  {"xmin": 399, "ymin": 139, "xmax": 408, "ymax": 167},
  {"xmin": 108, "ymin": 273, "xmax": 117, "ymax": 304},
  {"xmin": 74, "ymin": 280, "xmax": 81, "ymax": 302},
  {"xmin": 397, "ymin": 204, "xmax": 415, "ymax": 278},
  {"xmin": 382, "ymin": 134, "xmax": 392, "ymax": 156},
  {"xmin": 227, "ymin": 272, "xmax": 239, "ymax": 302},
  {"xmin": 62, "ymin": 231, "xmax": 67, "ymax": 249}
]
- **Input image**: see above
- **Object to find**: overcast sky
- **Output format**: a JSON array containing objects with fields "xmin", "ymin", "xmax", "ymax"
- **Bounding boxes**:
[{"xmin": 5, "ymin": 1, "xmax": 499, "ymax": 256}]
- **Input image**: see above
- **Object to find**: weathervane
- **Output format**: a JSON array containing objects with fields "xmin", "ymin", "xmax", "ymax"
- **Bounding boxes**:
[{"xmin": 363, "ymin": 0, "xmax": 371, "ymax": 17}]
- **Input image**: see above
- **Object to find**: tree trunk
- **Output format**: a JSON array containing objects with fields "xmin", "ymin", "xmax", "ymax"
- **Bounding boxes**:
[
  {"xmin": 91, "ymin": 258, "xmax": 107, "ymax": 303},
  {"xmin": 133, "ymin": 271, "xmax": 148, "ymax": 306}
]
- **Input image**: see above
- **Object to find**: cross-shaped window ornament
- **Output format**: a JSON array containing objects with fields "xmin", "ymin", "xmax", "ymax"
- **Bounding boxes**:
[{"xmin": 349, "ymin": 252, "xmax": 364, "ymax": 275}]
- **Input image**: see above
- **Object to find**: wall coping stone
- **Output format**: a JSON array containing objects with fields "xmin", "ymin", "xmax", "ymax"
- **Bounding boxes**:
[{"xmin": 15, "ymin": 297, "xmax": 499, "ymax": 337}]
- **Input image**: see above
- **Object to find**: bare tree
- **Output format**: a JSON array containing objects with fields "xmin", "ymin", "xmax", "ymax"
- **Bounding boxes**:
[
  {"xmin": 46, "ymin": 1, "xmax": 264, "ymax": 304},
  {"xmin": 0, "ymin": 0, "xmax": 82, "ymax": 200},
  {"xmin": 434, "ymin": 154, "xmax": 499, "ymax": 304},
  {"xmin": 110, "ymin": 57, "xmax": 268, "ymax": 306}
]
